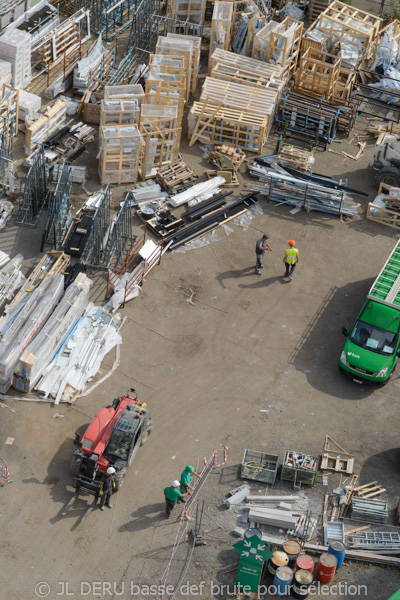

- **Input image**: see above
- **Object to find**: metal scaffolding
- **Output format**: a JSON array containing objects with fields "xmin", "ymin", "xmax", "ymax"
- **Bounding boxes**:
[
  {"xmin": 82, "ymin": 187, "xmax": 135, "ymax": 269},
  {"xmin": 41, "ymin": 162, "xmax": 72, "ymax": 251},
  {"xmin": 15, "ymin": 147, "xmax": 48, "ymax": 227}
]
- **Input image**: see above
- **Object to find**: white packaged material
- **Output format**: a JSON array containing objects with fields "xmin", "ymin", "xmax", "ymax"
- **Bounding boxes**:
[
  {"xmin": 169, "ymin": 176, "xmax": 226, "ymax": 207},
  {"xmin": 0, "ymin": 28, "xmax": 31, "ymax": 89},
  {"xmin": 17, "ymin": 89, "xmax": 41, "ymax": 120},
  {"xmin": 14, "ymin": 273, "xmax": 92, "ymax": 392},
  {"xmin": 0, "ymin": 59, "xmax": 11, "ymax": 86},
  {"xmin": 0, "ymin": 253, "xmax": 25, "ymax": 308},
  {"xmin": 0, "ymin": 274, "xmax": 64, "ymax": 394}
]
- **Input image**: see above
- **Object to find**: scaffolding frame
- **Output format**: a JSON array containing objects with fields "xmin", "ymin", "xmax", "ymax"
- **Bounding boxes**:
[
  {"xmin": 15, "ymin": 147, "xmax": 48, "ymax": 227},
  {"xmin": 103, "ymin": 195, "xmax": 135, "ymax": 268},
  {"xmin": 42, "ymin": 162, "xmax": 72, "ymax": 251}
]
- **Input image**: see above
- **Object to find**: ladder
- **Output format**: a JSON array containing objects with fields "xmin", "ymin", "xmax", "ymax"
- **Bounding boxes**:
[
  {"xmin": 348, "ymin": 531, "xmax": 400, "ymax": 553},
  {"xmin": 368, "ymin": 239, "xmax": 400, "ymax": 307}
]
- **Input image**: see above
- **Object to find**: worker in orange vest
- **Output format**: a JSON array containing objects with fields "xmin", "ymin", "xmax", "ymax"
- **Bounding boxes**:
[{"xmin": 283, "ymin": 240, "xmax": 299, "ymax": 281}]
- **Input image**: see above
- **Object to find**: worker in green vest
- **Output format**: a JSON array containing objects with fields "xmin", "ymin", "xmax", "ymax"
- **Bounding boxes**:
[
  {"xmin": 283, "ymin": 240, "xmax": 299, "ymax": 281},
  {"xmin": 164, "ymin": 480, "xmax": 188, "ymax": 518},
  {"xmin": 177, "ymin": 465, "xmax": 202, "ymax": 502}
]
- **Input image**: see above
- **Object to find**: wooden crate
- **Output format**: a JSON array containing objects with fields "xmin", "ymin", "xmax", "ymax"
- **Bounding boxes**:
[
  {"xmin": 167, "ymin": 0, "xmax": 206, "ymax": 30},
  {"xmin": 366, "ymin": 20, "xmax": 400, "ymax": 70},
  {"xmin": 188, "ymin": 101, "xmax": 269, "ymax": 153},
  {"xmin": 231, "ymin": 0, "xmax": 265, "ymax": 57},
  {"xmin": 167, "ymin": 33, "xmax": 201, "ymax": 95},
  {"xmin": 334, "ymin": 66, "xmax": 356, "ymax": 102},
  {"xmin": 25, "ymin": 98, "xmax": 67, "ymax": 155},
  {"xmin": 100, "ymin": 99, "xmax": 139, "ymax": 126},
  {"xmin": 200, "ymin": 76, "xmax": 279, "ymax": 122},
  {"xmin": 145, "ymin": 86, "xmax": 184, "ymax": 125},
  {"xmin": 366, "ymin": 202, "xmax": 400, "ymax": 229},
  {"xmin": 210, "ymin": 63, "xmax": 284, "ymax": 95},
  {"xmin": 104, "ymin": 84, "xmax": 145, "ymax": 105},
  {"xmin": 209, "ymin": 48, "xmax": 284, "ymax": 81},
  {"xmin": 99, "ymin": 125, "xmax": 143, "ymax": 185},
  {"xmin": 294, "ymin": 48, "xmax": 341, "ymax": 101},
  {"xmin": 156, "ymin": 37, "xmax": 193, "ymax": 100},
  {"xmin": 308, "ymin": 0, "xmax": 332, "ymax": 22},
  {"xmin": 253, "ymin": 17, "xmax": 303, "ymax": 82},
  {"xmin": 139, "ymin": 105, "xmax": 182, "ymax": 180},
  {"xmin": 146, "ymin": 54, "xmax": 187, "ymax": 101},
  {"xmin": 209, "ymin": 2, "xmax": 234, "ymax": 59},
  {"xmin": 303, "ymin": 0, "xmax": 382, "ymax": 55},
  {"xmin": 0, "ymin": 85, "xmax": 18, "ymax": 146}
]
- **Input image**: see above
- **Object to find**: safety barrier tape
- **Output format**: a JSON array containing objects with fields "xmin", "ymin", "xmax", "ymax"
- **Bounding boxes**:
[{"xmin": 160, "ymin": 444, "xmax": 230, "ymax": 600}]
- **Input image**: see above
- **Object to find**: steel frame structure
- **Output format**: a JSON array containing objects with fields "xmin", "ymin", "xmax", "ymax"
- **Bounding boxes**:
[
  {"xmin": 15, "ymin": 147, "xmax": 48, "ymax": 227},
  {"xmin": 42, "ymin": 162, "xmax": 72, "ymax": 251}
]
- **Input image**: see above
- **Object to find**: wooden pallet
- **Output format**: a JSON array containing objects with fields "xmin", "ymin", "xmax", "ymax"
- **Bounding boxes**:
[
  {"xmin": 320, "ymin": 435, "xmax": 354, "ymax": 474},
  {"xmin": 209, "ymin": 143, "xmax": 246, "ymax": 171},
  {"xmin": 157, "ymin": 159, "xmax": 198, "ymax": 193},
  {"xmin": 278, "ymin": 145, "xmax": 314, "ymax": 171},
  {"xmin": 294, "ymin": 48, "xmax": 341, "ymax": 102},
  {"xmin": 354, "ymin": 481, "xmax": 386, "ymax": 499}
]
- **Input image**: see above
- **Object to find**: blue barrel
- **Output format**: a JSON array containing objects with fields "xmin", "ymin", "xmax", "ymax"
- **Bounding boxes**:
[
  {"xmin": 274, "ymin": 566, "xmax": 293, "ymax": 596},
  {"xmin": 244, "ymin": 527, "xmax": 262, "ymax": 540},
  {"xmin": 328, "ymin": 540, "xmax": 345, "ymax": 570},
  {"xmin": 268, "ymin": 551, "xmax": 289, "ymax": 577}
]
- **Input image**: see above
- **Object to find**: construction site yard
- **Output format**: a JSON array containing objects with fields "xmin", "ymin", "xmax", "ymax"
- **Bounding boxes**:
[{"xmin": 1, "ymin": 100, "xmax": 400, "ymax": 600}]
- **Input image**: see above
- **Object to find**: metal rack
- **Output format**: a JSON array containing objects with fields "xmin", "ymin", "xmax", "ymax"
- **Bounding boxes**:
[
  {"xmin": 15, "ymin": 147, "xmax": 48, "ymax": 227},
  {"xmin": 42, "ymin": 162, "xmax": 72, "ymax": 251}
]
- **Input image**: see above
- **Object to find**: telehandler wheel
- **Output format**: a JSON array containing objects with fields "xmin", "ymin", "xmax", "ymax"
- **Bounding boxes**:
[
  {"xmin": 70, "ymin": 455, "xmax": 82, "ymax": 477},
  {"xmin": 114, "ymin": 468, "xmax": 126, "ymax": 491},
  {"xmin": 377, "ymin": 166, "xmax": 400, "ymax": 187}
]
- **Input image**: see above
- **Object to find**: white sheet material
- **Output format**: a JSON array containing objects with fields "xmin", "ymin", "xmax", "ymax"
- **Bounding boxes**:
[{"xmin": 169, "ymin": 176, "xmax": 226, "ymax": 207}]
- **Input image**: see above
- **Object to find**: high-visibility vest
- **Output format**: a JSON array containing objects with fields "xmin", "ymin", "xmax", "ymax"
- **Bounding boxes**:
[{"xmin": 285, "ymin": 248, "xmax": 298, "ymax": 264}]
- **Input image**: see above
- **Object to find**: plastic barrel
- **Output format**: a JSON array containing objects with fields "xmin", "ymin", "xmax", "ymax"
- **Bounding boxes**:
[
  {"xmin": 244, "ymin": 527, "xmax": 262, "ymax": 540},
  {"xmin": 328, "ymin": 540, "xmax": 345, "ymax": 570},
  {"xmin": 268, "ymin": 551, "xmax": 289, "ymax": 577},
  {"xmin": 317, "ymin": 553, "xmax": 337, "ymax": 583},
  {"xmin": 295, "ymin": 554, "xmax": 314, "ymax": 574},
  {"xmin": 291, "ymin": 569, "xmax": 313, "ymax": 599},
  {"xmin": 274, "ymin": 566, "xmax": 293, "ymax": 596},
  {"xmin": 283, "ymin": 540, "xmax": 301, "ymax": 566}
]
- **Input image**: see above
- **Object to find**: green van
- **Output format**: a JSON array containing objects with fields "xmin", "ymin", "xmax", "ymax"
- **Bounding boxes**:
[{"xmin": 339, "ymin": 240, "xmax": 400, "ymax": 384}]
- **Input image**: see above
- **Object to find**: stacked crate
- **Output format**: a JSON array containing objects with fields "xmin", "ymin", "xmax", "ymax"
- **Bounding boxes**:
[
  {"xmin": 167, "ymin": 0, "xmax": 206, "ymax": 34},
  {"xmin": 209, "ymin": 2, "xmax": 233, "ymax": 59},
  {"xmin": 139, "ymin": 105, "xmax": 181, "ymax": 180},
  {"xmin": 0, "ymin": 29, "xmax": 31, "ymax": 89}
]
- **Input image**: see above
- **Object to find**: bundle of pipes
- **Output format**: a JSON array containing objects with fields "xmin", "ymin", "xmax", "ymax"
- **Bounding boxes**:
[{"xmin": 249, "ymin": 164, "xmax": 360, "ymax": 217}]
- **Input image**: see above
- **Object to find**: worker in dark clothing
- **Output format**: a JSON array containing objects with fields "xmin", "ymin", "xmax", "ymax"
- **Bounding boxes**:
[
  {"xmin": 255, "ymin": 234, "xmax": 272, "ymax": 275},
  {"xmin": 99, "ymin": 466, "xmax": 116, "ymax": 510},
  {"xmin": 164, "ymin": 480, "xmax": 188, "ymax": 518}
]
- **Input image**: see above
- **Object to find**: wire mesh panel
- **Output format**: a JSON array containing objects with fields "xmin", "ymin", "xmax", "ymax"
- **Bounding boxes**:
[{"xmin": 15, "ymin": 146, "xmax": 48, "ymax": 227}]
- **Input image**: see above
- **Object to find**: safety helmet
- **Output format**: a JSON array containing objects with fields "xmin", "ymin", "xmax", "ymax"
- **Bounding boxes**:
[
  {"xmin": 288, "ymin": 240, "xmax": 295, "ymax": 247},
  {"xmin": 107, "ymin": 467, "xmax": 116, "ymax": 475},
  {"xmin": 171, "ymin": 480, "xmax": 180, "ymax": 488}
]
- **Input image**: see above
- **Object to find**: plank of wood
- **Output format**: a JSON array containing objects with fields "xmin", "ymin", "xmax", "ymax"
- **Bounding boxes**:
[
  {"xmin": 304, "ymin": 542, "xmax": 400, "ymax": 566},
  {"xmin": 344, "ymin": 525, "xmax": 371, "ymax": 536},
  {"xmin": 322, "ymin": 494, "xmax": 329, "ymax": 527}
]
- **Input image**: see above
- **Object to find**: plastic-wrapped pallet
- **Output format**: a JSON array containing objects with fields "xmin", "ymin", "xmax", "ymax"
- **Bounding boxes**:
[
  {"xmin": 14, "ymin": 273, "xmax": 92, "ymax": 393},
  {"xmin": 17, "ymin": 89, "xmax": 41, "ymax": 121},
  {"xmin": 0, "ymin": 253, "xmax": 25, "ymax": 309},
  {"xmin": 0, "ymin": 59, "xmax": 12, "ymax": 87},
  {"xmin": 0, "ymin": 273, "xmax": 64, "ymax": 394},
  {"xmin": 0, "ymin": 29, "xmax": 31, "ymax": 89},
  {"xmin": 73, "ymin": 36, "xmax": 103, "ymax": 94}
]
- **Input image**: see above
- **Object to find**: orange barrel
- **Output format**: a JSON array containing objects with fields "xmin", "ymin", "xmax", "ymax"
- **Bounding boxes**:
[
  {"xmin": 291, "ymin": 569, "xmax": 313, "ymax": 599},
  {"xmin": 295, "ymin": 554, "xmax": 314, "ymax": 574},
  {"xmin": 317, "ymin": 553, "xmax": 337, "ymax": 583},
  {"xmin": 268, "ymin": 551, "xmax": 289, "ymax": 577},
  {"xmin": 283, "ymin": 540, "xmax": 301, "ymax": 566}
]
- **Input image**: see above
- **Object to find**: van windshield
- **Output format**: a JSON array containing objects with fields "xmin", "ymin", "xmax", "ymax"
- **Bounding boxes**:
[{"xmin": 350, "ymin": 320, "xmax": 398, "ymax": 355}]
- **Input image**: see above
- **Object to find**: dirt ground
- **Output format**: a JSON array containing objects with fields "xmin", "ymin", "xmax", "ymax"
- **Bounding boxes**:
[{"xmin": 1, "ymin": 42, "xmax": 400, "ymax": 600}]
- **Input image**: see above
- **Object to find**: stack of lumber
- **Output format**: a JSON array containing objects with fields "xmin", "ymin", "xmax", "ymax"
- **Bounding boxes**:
[
  {"xmin": 25, "ymin": 97, "xmax": 67, "ymax": 155},
  {"xmin": 252, "ymin": 17, "xmax": 303, "ymax": 82}
]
